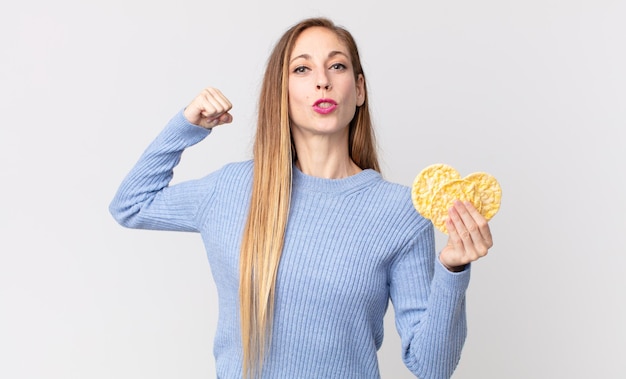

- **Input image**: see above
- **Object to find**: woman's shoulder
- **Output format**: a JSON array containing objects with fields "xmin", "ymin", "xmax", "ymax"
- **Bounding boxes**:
[
  {"xmin": 371, "ymin": 176, "xmax": 431, "ymax": 226},
  {"xmin": 195, "ymin": 159, "xmax": 253, "ymax": 190},
  {"xmin": 372, "ymin": 176, "xmax": 412, "ymax": 205},
  {"xmin": 220, "ymin": 159, "xmax": 254, "ymax": 176}
]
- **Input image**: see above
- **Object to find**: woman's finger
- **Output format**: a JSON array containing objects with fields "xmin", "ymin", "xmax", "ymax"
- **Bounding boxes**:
[{"xmin": 184, "ymin": 87, "xmax": 233, "ymax": 128}]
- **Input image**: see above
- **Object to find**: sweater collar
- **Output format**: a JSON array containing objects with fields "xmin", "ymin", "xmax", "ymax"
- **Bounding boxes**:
[{"xmin": 292, "ymin": 163, "xmax": 381, "ymax": 194}]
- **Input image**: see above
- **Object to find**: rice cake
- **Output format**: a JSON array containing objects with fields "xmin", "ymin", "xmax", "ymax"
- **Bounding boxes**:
[
  {"xmin": 411, "ymin": 163, "xmax": 461, "ymax": 219},
  {"xmin": 411, "ymin": 163, "xmax": 502, "ymax": 234},
  {"xmin": 463, "ymin": 172, "xmax": 502, "ymax": 221},
  {"xmin": 429, "ymin": 179, "xmax": 483, "ymax": 234}
]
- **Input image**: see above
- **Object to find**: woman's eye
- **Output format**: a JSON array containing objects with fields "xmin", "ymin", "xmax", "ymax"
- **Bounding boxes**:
[
  {"xmin": 293, "ymin": 66, "xmax": 308, "ymax": 73},
  {"xmin": 330, "ymin": 63, "xmax": 347, "ymax": 70}
]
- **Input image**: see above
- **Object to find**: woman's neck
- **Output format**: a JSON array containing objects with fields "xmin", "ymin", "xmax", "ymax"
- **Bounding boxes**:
[
  {"xmin": 295, "ymin": 157, "xmax": 361, "ymax": 179},
  {"xmin": 293, "ymin": 136, "xmax": 362, "ymax": 179}
]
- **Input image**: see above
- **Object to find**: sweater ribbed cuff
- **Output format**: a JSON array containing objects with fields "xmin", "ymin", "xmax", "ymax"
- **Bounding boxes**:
[
  {"xmin": 433, "ymin": 258, "xmax": 471, "ymax": 294},
  {"xmin": 163, "ymin": 108, "xmax": 212, "ymax": 145}
]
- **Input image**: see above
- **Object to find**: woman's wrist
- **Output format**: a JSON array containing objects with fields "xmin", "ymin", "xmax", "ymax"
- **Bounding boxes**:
[{"xmin": 440, "ymin": 258, "xmax": 466, "ymax": 273}]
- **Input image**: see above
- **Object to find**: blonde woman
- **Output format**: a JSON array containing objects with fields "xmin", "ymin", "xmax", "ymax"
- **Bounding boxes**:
[{"xmin": 110, "ymin": 17, "xmax": 493, "ymax": 379}]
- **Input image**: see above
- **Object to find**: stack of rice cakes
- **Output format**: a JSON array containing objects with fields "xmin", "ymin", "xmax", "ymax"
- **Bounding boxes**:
[{"xmin": 411, "ymin": 164, "xmax": 502, "ymax": 234}]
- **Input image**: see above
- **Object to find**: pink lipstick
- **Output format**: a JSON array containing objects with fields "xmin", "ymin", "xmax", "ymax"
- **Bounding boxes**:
[{"xmin": 313, "ymin": 98, "xmax": 337, "ymax": 114}]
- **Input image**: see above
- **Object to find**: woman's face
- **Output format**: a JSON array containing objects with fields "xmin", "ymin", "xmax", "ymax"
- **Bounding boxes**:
[{"xmin": 287, "ymin": 27, "xmax": 365, "ymax": 140}]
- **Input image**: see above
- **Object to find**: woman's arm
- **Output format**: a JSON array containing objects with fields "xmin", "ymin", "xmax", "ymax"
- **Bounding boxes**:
[
  {"xmin": 109, "ymin": 87, "xmax": 233, "ymax": 231},
  {"xmin": 389, "ymin": 224, "xmax": 471, "ymax": 379}
]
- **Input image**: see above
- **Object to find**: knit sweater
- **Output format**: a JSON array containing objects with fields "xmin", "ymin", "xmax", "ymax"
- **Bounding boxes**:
[{"xmin": 109, "ymin": 110, "xmax": 471, "ymax": 379}]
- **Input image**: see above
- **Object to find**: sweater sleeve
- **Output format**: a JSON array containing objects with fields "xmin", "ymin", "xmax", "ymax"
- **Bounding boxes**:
[
  {"xmin": 389, "ymin": 222, "xmax": 471, "ymax": 379},
  {"xmin": 109, "ymin": 109, "xmax": 217, "ymax": 232}
]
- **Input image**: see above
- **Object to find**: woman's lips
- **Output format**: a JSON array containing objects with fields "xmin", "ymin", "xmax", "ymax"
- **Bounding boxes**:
[{"xmin": 313, "ymin": 98, "xmax": 337, "ymax": 114}]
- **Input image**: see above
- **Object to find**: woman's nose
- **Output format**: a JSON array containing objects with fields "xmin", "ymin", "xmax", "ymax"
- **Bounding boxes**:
[{"xmin": 316, "ymin": 81, "xmax": 332, "ymax": 90}]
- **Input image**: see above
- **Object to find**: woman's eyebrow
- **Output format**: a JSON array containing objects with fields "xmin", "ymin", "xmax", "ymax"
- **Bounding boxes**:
[
  {"xmin": 290, "ymin": 51, "xmax": 349, "ymax": 64},
  {"xmin": 328, "ymin": 50, "xmax": 349, "ymax": 59}
]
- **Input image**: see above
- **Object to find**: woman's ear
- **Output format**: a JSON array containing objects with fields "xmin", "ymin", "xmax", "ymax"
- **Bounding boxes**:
[{"xmin": 356, "ymin": 74, "xmax": 365, "ymax": 106}]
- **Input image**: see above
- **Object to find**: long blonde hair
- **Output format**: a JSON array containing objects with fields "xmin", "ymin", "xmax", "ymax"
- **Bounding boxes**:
[{"xmin": 239, "ymin": 17, "xmax": 380, "ymax": 378}]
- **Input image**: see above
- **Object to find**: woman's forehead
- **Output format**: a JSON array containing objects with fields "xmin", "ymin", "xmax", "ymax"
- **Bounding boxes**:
[{"xmin": 290, "ymin": 27, "xmax": 349, "ymax": 59}]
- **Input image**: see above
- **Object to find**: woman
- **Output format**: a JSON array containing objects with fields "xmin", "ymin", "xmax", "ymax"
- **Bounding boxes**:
[{"xmin": 110, "ymin": 17, "xmax": 492, "ymax": 379}]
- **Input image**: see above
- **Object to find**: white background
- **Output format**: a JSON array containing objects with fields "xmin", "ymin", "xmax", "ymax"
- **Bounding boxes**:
[{"xmin": 1, "ymin": 0, "xmax": 624, "ymax": 378}]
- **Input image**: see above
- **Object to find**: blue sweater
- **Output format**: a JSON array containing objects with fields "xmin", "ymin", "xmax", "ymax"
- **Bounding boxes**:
[{"xmin": 109, "ymin": 110, "xmax": 471, "ymax": 379}]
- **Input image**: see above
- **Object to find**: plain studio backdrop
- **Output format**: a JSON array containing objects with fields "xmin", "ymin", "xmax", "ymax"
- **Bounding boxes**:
[{"xmin": 1, "ymin": 0, "xmax": 624, "ymax": 378}]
